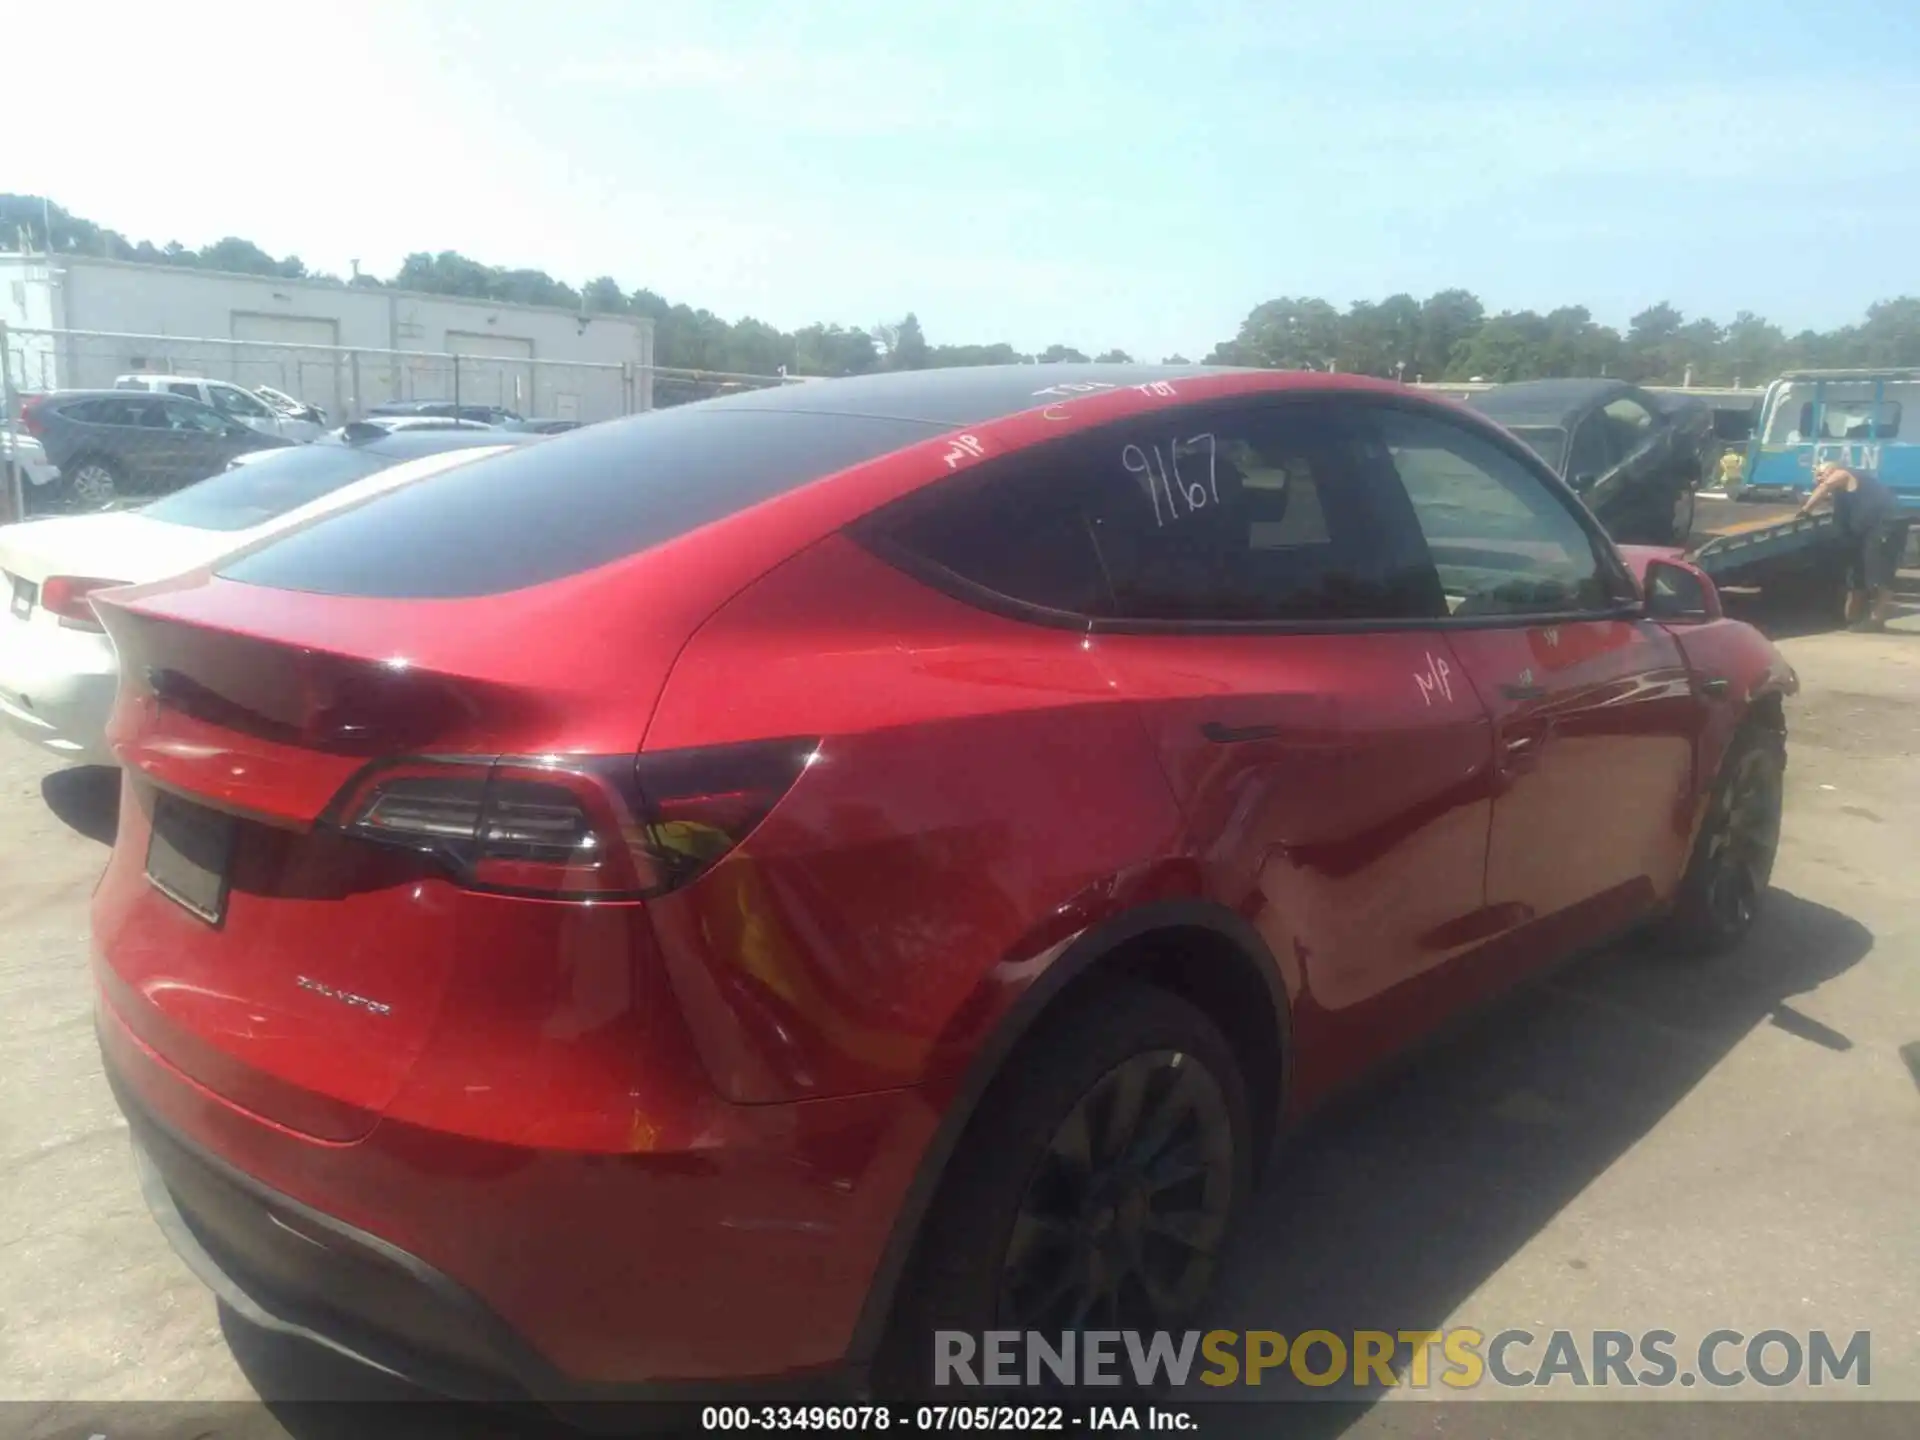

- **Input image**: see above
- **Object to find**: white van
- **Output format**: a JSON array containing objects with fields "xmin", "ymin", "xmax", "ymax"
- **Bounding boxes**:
[{"xmin": 113, "ymin": 375, "xmax": 325, "ymax": 443}]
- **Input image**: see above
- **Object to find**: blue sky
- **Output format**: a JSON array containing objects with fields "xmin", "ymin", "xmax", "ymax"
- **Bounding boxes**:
[{"xmin": 13, "ymin": 0, "xmax": 1919, "ymax": 361}]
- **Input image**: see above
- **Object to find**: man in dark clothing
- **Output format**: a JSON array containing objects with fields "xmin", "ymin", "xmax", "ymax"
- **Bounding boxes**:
[{"xmin": 1800, "ymin": 461, "xmax": 1906, "ymax": 630}]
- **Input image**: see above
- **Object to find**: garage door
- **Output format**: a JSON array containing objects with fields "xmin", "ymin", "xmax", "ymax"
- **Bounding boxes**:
[
  {"xmin": 445, "ymin": 330, "xmax": 535, "ymax": 415},
  {"xmin": 230, "ymin": 313, "xmax": 343, "ymax": 419}
]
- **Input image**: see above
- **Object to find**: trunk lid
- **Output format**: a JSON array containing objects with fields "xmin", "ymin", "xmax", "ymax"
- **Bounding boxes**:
[
  {"xmin": 95, "ymin": 569, "xmax": 689, "ymax": 821},
  {"xmin": 0, "ymin": 512, "xmax": 231, "ymax": 590},
  {"xmin": 90, "ymin": 563, "xmax": 716, "ymax": 1139}
]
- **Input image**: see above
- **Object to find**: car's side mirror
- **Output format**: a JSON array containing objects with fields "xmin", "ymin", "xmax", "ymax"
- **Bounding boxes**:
[{"xmin": 1643, "ymin": 557, "xmax": 1722, "ymax": 623}]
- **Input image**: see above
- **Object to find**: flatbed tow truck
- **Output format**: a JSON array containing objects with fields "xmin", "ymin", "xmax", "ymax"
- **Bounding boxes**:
[
  {"xmin": 1687, "ymin": 495, "xmax": 1845, "ymax": 599},
  {"xmin": 1686, "ymin": 365, "xmax": 1920, "ymax": 612},
  {"xmin": 1686, "ymin": 491, "xmax": 1915, "ymax": 620}
]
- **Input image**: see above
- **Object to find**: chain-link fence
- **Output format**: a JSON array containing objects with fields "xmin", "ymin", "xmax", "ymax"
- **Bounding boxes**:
[
  {"xmin": 0, "ymin": 324, "xmax": 799, "ymax": 521},
  {"xmin": 2, "ymin": 325, "xmax": 643, "ymax": 428}
]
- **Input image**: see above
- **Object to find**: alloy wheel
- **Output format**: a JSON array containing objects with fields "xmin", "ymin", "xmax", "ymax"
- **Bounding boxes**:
[
  {"xmin": 998, "ymin": 1050, "xmax": 1235, "ymax": 1333},
  {"xmin": 69, "ymin": 464, "xmax": 118, "ymax": 508}
]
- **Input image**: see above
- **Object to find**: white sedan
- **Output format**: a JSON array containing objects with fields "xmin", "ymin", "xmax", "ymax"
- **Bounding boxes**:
[
  {"xmin": 0, "ymin": 429, "xmax": 526, "ymax": 762},
  {"xmin": 2, "ymin": 428, "xmax": 61, "ymax": 500}
]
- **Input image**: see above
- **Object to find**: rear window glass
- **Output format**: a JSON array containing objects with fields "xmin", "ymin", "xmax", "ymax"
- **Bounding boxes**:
[
  {"xmin": 141, "ymin": 445, "xmax": 391, "ymax": 531},
  {"xmin": 219, "ymin": 407, "xmax": 941, "ymax": 598},
  {"xmin": 1797, "ymin": 399, "xmax": 1902, "ymax": 440}
]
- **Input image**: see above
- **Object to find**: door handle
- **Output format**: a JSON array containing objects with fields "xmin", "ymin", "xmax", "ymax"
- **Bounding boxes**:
[
  {"xmin": 1503, "ymin": 732, "xmax": 1541, "ymax": 756},
  {"xmin": 1500, "ymin": 683, "xmax": 1547, "ymax": 701},
  {"xmin": 1699, "ymin": 676, "xmax": 1730, "ymax": 697},
  {"xmin": 1201, "ymin": 721, "xmax": 1282, "ymax": 744}
]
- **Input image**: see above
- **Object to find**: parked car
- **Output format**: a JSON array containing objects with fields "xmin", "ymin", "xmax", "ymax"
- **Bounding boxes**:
[
  {"xmin": 17, "ymin": 390, "xmax": 288, "ymax": 508},
  {"xmin": 367, "ymin": 398, "xmax": 523, "ymax": 425},
  {"xmin": 88, "ymin": 366, "xmax": 1794, "ymax": 1406},
  {"xmin": 331, "ymin": 416, "xmax": 499, "ymax": 436},
  {"xmin": 115, "ymin": 374, "xmax": 326, "ymax": 443},
  {"xmin": 1, "ymin": 427, "xmax": 62, "ymax": 499},
  {"xmin": 1467, "ymin": 378, "xmax": 1715, "ymax": 544},
  {"xmin": 0, "ymin": 427, "xmax": 531, "ymax": 762},
  {"xmin": 226, "ymin": 419, "xmax": 490, "ymax": 463},
  {"xmin": 499, "ymin": 416, "xmax": 585, "ymax": 434}
]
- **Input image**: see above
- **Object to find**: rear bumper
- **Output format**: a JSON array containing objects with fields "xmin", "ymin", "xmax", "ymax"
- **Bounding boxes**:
[
  {"xmin": 121, "ymin": 1084, "xmax": 880, "ymax": 1425},
  {"xmin": 122, "ymin": 1075, "xmax": 539, "ymax": 1404},
  {"xmin": 0, "ymin": 616, "xmax": 116, "ymax": 761},
  {"xmin": 96, "ymin": 982, "xmax": 937, "ymax": 1397}
]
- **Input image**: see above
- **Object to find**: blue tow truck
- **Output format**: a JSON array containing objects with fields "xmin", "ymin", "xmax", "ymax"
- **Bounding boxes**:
[{"xmin": 1695, "ymin": 368, "xmax": 1920, "ymax": 610}]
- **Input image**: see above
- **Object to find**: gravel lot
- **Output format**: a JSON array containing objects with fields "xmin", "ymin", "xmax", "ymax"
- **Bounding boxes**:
[{"xmin": 1, "ymin": 609, "xmax": 1916, "ymax": 1438}]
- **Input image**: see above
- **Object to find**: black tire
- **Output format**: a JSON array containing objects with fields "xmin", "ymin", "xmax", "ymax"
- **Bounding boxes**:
[
  {"xmin": 877, "ymin": 982, "xmax": 1251, "ymax": 1398},
  {"xmin": 59, "ymin": 454, "xmax": 122, "ymax": 510},
  {"xmin": 1656, "ymin": 723, "xmax": 1785, "ymax": 956}
]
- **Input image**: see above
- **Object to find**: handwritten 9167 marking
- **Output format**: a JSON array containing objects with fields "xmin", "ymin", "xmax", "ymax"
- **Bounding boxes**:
[{"xmin": 1124, "ymin": 434, "xmax": 1219, "ymax": 527}]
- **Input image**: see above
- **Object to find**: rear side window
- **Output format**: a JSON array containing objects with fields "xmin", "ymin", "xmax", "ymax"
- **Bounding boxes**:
[
  {"xmin": 63, "ymin": 396, "xmax": 153, "ymax": 426},
  {"xmin": 220, "ymin": 408, "xmax": 942, "ymax": 598},
  {"xmin": 866, "ymin": 453, "xmax": 1112, "ymax": 617},
  {"xmin": 1088, "ymin": 409, "xmax": 1417, "ymax": 621},
  {"xmin": 864, "ymin": 401, "xmax": 1440, "ymax": 624}
]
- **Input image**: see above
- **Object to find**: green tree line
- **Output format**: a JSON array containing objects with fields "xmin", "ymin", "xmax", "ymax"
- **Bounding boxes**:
[
  {"xmin": 6, "ymin": 196, "xmax": 1916, "ymax": 387},
  {"xmin": 1203, "ymin": 292, "xmax": 1920, "ymax": 387}
]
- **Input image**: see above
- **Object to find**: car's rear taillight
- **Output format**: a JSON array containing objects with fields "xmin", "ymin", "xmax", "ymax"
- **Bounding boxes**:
[
  {"xmin": 18, "ymin": 396, "xmax": 48, "ymax": 438},
  {"xmin": 40, "ymin": 577, "xmax": 123, "ymax": 632},
  {"xmin": 330, "ymin": 738, "xmax": 818, "ymax": 899}
]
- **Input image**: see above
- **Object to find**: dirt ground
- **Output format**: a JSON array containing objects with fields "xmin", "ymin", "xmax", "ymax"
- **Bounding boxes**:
[{"xmin": 0, "ymin": 605, "xmax": 1916, "ymax": 1438}]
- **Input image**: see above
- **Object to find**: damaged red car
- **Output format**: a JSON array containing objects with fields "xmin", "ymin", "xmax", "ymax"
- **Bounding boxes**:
[{"xmin": 88, "ymin": 366, "xmax": 1796, "ymax": 1407}]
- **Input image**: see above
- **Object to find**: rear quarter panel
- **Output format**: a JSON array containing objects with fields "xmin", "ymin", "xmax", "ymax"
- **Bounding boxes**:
[{"xmin": 641, "ymin": 532, "xmax": 1190, "ymax": 1105}]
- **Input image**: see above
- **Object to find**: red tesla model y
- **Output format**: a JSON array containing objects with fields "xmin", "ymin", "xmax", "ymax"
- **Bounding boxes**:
[{"xmin": 88, "ymin": 366, "xmax": 1795, "ymax": 1405}]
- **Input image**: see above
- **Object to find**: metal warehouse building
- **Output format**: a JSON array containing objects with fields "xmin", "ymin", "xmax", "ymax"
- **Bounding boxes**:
[{"xmin": 0, "ymin": 252, "xmax": 657, "ymax": 422}]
